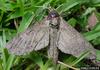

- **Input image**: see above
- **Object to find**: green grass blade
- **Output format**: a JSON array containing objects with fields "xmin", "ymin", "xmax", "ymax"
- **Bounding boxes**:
[
  {"xmin": 72, "ymin": 51, "xmax": 90, "ymax": 66},
  {"xmin": 5, "ymin": 55, "xmax": 15, "ymax": 70}
]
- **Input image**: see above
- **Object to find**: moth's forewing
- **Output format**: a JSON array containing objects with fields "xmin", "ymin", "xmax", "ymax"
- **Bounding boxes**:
[
  {"xmin": 57, "ymin": 17, "xmax": 96, "ymax": 59},
  {"xmin": 6, "ymin": 18, "xmax": 49, "ymax": 55}
]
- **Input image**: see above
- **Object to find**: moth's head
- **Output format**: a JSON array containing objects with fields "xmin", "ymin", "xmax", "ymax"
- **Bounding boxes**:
[
  {"xmin": 47, "ymin": 10, "xmax": 60, "ymax": 28},
  {"xmin": 47, "ymin": 10, "xmax": 59, "ymax": 19}
]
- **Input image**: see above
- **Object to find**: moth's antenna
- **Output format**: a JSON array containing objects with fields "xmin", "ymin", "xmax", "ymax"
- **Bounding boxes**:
[{"xmin": 48, "ymin": 6, "xmax": 55, "ymax": 13}]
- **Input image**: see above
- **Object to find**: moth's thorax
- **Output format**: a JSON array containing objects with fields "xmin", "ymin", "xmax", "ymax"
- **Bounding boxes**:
[{"xmin": 47, "ymin": 10, "xmax": 60, "ymax": 29}]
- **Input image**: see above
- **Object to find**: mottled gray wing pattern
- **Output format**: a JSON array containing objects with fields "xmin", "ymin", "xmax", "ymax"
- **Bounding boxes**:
[
  {"xmin": 6, "ymin": 18, "xmax": 49, "ymax": 55},
  {"xmin": 57, "ymin": 17, "xmax": 96, "ymax": 59}
]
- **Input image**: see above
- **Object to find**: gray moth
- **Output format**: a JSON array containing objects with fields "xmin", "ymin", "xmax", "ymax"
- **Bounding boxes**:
[{"xmin": 6, "ymin": 10, "xmax": 97, "ymax": 64}]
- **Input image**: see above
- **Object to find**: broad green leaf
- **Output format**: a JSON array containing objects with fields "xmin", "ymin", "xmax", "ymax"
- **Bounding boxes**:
[
  {"xmin": 43, "ymin": 59, "xmax": 53, "ymax": 70},
  {"xmin": 5, "ymin": 29, "xmax": 16, "ymax": 41},
  {"xmin": 68, "ymin": 17, "xmax": 77, "ymax": 27},
  {"xmin": 84, "ymin": 30, "xmax": 100, "ymax": 41},
  {"xmin": 4, "ymin": 2, "xmax": 18, "ymax": 11},
  {"xmin": 17, "ymin": 12, "xmax": 34, "ymax": 33},
  {"xmin": 7, "ymin": 8, "xmax": 23, "ymax": 21},
  {"xmin": 82, "ymin": 7, "xmax": 96, "ymax": 17},
  {"xmin": 6, "ymin": 55, "xmax": 15, "ymax": 70},
  {"xmin": 0, "ymin": 63, "xmax": 3, "ymax": 70},
  {"xmin": 91, "ymin": 0, "xmax": 100, "ymax": 4},
  {"xmin": 92, "ymin": 22, "xmax": 100, "ymax": 31},
  {"xmin": 0, "ymin": 0, "xmax": 6, "ymax": 12},
  {"xmin": 92, "ymin": 37, "xmax": 100, "ymax": 45},
  {"xmin": 56, "ymin": 0, "xmax": 89, "ymax": 13},
  {"xmin": 72, "ymin": 51, "xmax": 90, "ymax": 66},
  {"xmin": 17, "ymin": 0, "xmax": 24, "ymax": 16},
  {"xmin": 96, "ymin": 50, "xmax": 100, "ymax": 61},
  {"xmin": 2, "ymin": 30, "xmax": 6, "ymax": 47},
  {"xmin": 0, "ymin": 31, "xmax": 7, "ymax": 70},
  {"xmin": 28, "ymin": 52, "xmax": 44, "ymax": 69}
]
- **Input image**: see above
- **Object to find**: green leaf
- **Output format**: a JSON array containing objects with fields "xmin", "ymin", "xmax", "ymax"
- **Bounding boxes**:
[
  {"xmin": 4, "ymin": 2, "xmax": 17, "ymax": 11},
  {"xmin": 17, "ymin": 0, "xmax": 24, "ymax": 16},
  {"xmin": 96, "ymin": 50, "xmax": 100, "ymax": 61},
  {"xmin": 5, "ymin": 55, "xmax": 15, "ymax": 70},
  {"xmin": 5, "ymin": 29, "xmax": 16, "ymax": 41},
  {"xmin": 82, "ymin": 7, "xmax": 96, "ymax": 17},
  {"xmin": 29, "ymin": 52, "xmax": 44, "ymax": 69},
  {"xmin": 92, "ymin": 37, "xmax": 100, "ymax": 45},
  {"xmin": 72, "ymin": 51, "xmax": 90, "ymax": 66},
  {"xmin": 7, "ymin": 8, "xmax": 23, "ymax": 21},
  {"xmin": 17, "ymin": 12, "xmax": 34, "ymax": 33},
  {"xmin": 0, "ymin": 31, "xmax": 7, "ymax": 68},
  {"xmin": 68, "ymin": 17, "xmax": 77, "ymax": 27},
  {"xmin": 56, "ymin": 0, "xmax": 89, "ymax": 13},
  {"xmin": 93, "ymin": 22, "xmax": 100, "ymax": 31},
  {"xmin": 83, "ymin": 30, "xmax": 100, "ymax": 41},
  {"xmin": 91, "ymin": 0, "xmax": 100, "ymax": 4},
  {"xmin": 0, "ymin": 61, "xmax": 3, "ymax": 70},
  {"xmin": 0, "ymin": 0, "xmax": 6, "ymax": 12},
  {"xmin": 43, "ymin": 59, "xmax": 52, "ymax": 70}
]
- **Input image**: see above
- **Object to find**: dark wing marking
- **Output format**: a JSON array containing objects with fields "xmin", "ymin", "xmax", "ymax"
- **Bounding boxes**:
[
  {"xmin": 6, "ymin": 18, "xmax": 49, "ymax": 55},
  {"xmin": 57, "ymin": 17, "xmax": 96, "ymax": 59}
]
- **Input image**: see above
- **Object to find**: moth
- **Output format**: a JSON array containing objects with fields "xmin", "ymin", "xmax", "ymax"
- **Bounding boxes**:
[{"xmin": 6, "ymin": 10, "xmax": 97, "ymax": 64}]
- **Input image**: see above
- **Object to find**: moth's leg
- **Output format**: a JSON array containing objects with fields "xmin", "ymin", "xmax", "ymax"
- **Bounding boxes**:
[{"xmin": 91, "ymin": 59, "xmax": 100, "ymax": 66}]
